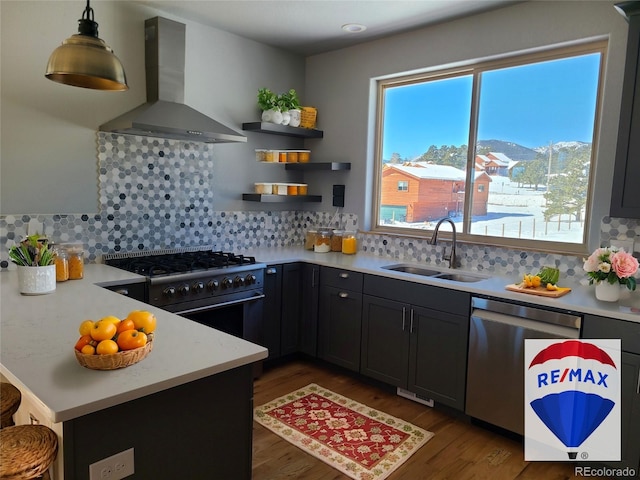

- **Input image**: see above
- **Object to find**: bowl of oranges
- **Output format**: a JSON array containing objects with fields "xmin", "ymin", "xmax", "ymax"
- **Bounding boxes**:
[{"xmin": 74, "ymin": 310, "xmax": 157, "ymax": 370}]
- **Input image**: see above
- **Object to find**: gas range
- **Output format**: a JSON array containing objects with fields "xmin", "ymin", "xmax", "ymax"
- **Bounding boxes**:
[{"xmin": 104, "ymin": 249, "xmax": 266, "ymax": 313}]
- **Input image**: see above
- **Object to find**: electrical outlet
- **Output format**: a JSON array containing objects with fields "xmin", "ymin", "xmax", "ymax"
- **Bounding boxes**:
[{"xmin": 89, "ymin": 448, "xmax": 134, "ymax": 480}]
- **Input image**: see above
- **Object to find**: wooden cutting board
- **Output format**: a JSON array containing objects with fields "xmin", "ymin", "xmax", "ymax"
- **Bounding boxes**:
[{"xmin": 505, "ymin": 284, "xmax": 572, "ymax": 298}]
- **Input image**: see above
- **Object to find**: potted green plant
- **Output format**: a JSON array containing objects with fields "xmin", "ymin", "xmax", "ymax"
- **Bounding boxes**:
[
  {"xmin": 257, "ymin": 88, "xmax": 283, "ymax": 124},
  {"xmin": 278, "ymin": 89, "xmax": 302, "ymax": 127},
  {"xmin": 9, "ymin": 233, "xmax": 57, "ymax": 295}
]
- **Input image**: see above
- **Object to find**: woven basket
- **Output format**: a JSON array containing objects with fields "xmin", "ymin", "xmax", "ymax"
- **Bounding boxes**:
[
  {"xmin": 74, "ymin": 334, "xmax": 154, "ymax": 370},
  {"xmin": 0, "ymin": 425, "xmax": 58, "ymax": 480},
  {"xmin": 300, "ymin": 107, "xmax": 317, "ymax": 129}
]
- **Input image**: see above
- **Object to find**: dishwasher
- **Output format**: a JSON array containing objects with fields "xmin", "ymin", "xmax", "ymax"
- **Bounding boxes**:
[{"xmin": 465, "ymin": 297, "xmax": 581, "ymax": 435}]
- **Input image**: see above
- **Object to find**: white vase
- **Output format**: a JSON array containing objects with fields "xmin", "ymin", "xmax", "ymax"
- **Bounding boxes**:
[
  {"xmin": 289, "ymin": 109, "xmax": 301, "ymax": 127},
  {"xmin": 261, "ymin": 109, "xmax": 283, "ymax": 124},
  {"xmin": 17, "ymin": 265, "xmax": 56, "ymax": 295},
  {"xmin": 595, "ymin": 281, "xmax": 620, "ymax": 302},
  {"xmin": 281, "ymin": 111, "xmax": 291, "ymax": 126}
]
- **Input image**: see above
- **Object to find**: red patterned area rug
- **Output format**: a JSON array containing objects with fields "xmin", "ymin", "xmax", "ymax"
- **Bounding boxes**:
[{"xmin": 254, "ymin": 383, "xmax": 433, "ymax": 480}]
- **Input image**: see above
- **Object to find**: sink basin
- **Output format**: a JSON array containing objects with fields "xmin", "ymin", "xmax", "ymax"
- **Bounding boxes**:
[
  {"xmin": 382, "ymin": 264, "xmax": 486, "ymax": 283},
  {"xmin": 382, "ymin": 265, "xmax": 442, "ymax": 276},
  {"xmin": 432, "ymin": 273, "xmax": 485, "ymax": 283}
]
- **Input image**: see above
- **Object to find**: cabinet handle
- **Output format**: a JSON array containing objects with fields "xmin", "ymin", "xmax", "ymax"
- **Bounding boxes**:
[
  {"xmin": 312, "ymin": 268, "xmax": 318, "ymax": 288},
  {"xmin": 402, "ymin": 307, "xmax": 406, "ymax": 331},
  {"xmin": 339, "ymin": 272, "xmax": 349, "ymax": 279},
  {"xmin": 266, "ymin": 267, "xmax": 277, "ymax": 275},
  {"xmin": 338, "ymin": 292, "xmax": 349, "ymax": 299},
  {"xmin": 637, "ymin": 370, "xmax": 640, "ymax": 395},
  {"xmin": 410, "ymin": 309, "xmax": 414, "ymax": 333}
]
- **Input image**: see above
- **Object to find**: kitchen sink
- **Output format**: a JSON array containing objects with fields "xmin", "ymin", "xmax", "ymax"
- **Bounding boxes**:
[
  {"xmin": 432, "ymin": 273, "xmax": 485, "ymax": 283},
  {"xmin": 381, "ymin": 264, "xmax": 486, "ymax": 283},
  {"xmin": 382, "ymin": 265, "xmax": 442, "ymax": 276}
]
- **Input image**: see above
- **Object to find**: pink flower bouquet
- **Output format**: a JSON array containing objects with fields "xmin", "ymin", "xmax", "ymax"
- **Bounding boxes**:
[{"xmin": 584, "ymin": 247, "xmax": 638, "ymax": 291}]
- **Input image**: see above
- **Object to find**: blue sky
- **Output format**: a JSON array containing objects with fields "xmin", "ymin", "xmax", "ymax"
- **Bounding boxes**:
[{"xmin": 382, "ymin": 53, "xmax": 601, "ymax": 160}]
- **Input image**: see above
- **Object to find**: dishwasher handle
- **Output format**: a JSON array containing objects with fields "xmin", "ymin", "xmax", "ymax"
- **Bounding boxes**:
[{"xmin": 471, "ymin": 308, "xmax": 580, "ymax": 339}]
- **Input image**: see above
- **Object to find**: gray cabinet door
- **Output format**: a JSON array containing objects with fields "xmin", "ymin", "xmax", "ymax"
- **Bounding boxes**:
[
  {"xmin": 299, "ymin": 263, "xmax": 320, "ymax": 357},
  {"xmin": 611, "ymin": 6, "xmax": 640, "ymax": 218},
  {"xmin": 582, "ymin": 314, "xmax": 640, "ymax": 475},
  {"xmin": 318, "ymin": 285, "xmax": 362, "ymax": 372},
  {"xmin": 262, "ymin": 265, "xmax": 282, "ymax": 359},
  {"xmin": 408, "ymin": 305, "xmax": 469, "ymax": 411},
  {"xmin": 619, "ymin": 352, "xmax": 640, "ymax": 477},
  {"xmin": 361, "ymin": 295, "xmax": 410, "ymax": 387},
  {"xmin": 281, "ymin": 263, "xmax": 302, "ymax": 355}
]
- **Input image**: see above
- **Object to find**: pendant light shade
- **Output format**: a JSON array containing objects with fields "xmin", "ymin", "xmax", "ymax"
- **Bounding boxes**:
[{"xmin": 45, "ymin": 0, "xmax": 128, "ymax": 91}]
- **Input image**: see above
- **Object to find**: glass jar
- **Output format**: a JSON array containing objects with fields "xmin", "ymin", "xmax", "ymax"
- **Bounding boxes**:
[
  {"xmin": 65, "ymin": 244, "xmax": 85, "ymax": 280},
  {"xmin": 54, "ymin": 246, "xmax": 69, "ymax": 282},
  {"xmin": 314, "ymin": 229, "xmax": 332, "ymax": 253},
  {"xmin": 331, "ymin": 230, "xmax": 344, "ymax": 252},
  {"xmin": 342, "ymin": 231, "xmax": 357, "ymax": 255},
  {"xmin": 304, "ymin": 229, "xmax": 318, "ymax": 251}
]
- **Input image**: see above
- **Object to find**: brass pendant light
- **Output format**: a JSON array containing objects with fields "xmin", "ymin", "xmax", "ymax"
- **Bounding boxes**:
[{"xmin": 45, "ymin": 0, "xmax": 128, "ymax": 91}]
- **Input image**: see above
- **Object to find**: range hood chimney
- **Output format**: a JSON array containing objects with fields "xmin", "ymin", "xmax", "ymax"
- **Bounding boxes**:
[{"xmin": 100, "ymin": 17, "xmax": 246, "ymax": 143}]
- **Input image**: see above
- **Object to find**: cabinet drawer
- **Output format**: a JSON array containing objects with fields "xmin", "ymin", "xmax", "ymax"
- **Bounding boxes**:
[
  {"xmin": 582, "ymin": 314, "xmax": 640, "ymax": 354},
  {"xmin": 364, "ymin": 274, "xmax": 470, "ymax": 316},
  {"xmin": 320, "ymin": 266, "xmax": 363, "ymax": 292}
]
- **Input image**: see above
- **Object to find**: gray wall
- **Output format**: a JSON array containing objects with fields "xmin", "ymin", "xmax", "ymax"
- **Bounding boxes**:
[
  {"xmin": 304, "ymin": 0, "xmax": 628, "ymax": 251},
  {"xmin": 0, "ymin": 0, "xmax": 306, "ymax": 214}
]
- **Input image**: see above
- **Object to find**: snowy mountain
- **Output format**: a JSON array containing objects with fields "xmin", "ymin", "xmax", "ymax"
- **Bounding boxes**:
[{"xmin": 533, "ymin": 141, "xmax": 591, "ymax": 154}]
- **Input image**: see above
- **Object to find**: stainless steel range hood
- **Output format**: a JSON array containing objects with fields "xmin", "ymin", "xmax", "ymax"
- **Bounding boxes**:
[{"xmin": 100, "ymin": 17, "xmax": 246, "ymax": 144}]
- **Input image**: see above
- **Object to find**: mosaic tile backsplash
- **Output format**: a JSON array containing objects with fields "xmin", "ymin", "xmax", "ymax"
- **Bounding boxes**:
[{"xmin": 1, "ymin": 133, "xmax": 638, "ymax": 280}]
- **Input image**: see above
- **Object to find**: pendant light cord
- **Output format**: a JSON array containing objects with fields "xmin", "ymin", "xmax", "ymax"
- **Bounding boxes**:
[{"xmin": 78, "ymin": 0, "xmax": 99, "ymax": 37}]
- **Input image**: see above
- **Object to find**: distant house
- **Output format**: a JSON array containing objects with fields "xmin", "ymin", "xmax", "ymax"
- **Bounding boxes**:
[{"xmin": 380, "ymin": 162, "xmax": 492, "ymax": 222}]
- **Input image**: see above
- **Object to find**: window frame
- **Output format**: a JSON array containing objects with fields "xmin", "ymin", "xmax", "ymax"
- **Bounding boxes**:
[{"xmin": 372, "ymin": 40, "xmax": 607, "ymax": 256}]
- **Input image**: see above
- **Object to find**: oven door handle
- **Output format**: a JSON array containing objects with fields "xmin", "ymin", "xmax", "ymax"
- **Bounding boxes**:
[{"xmin": 176, "ymin": 293, "xmax": 266, "ymax": 315}]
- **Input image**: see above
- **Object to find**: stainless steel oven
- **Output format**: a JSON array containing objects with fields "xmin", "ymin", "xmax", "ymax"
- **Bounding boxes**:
[{"xmin": 104, "ymin": 250, "xmax": 266, "ymax": 346}]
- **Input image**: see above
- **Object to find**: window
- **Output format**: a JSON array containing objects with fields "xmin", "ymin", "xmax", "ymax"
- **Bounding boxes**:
[{"xmin": 373, "ymin": 41, "xmax": 605, "ymax": 254}]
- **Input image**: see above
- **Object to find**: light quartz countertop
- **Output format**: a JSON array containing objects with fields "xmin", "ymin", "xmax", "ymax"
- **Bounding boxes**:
[
  {"xmin": 241, "ymin": 247, "xmax": 640, "ymax": 324},
  {"xmin": 2, "ymin": 248, "xmax": 638, "ymax": 424},
  {"xmin": 0, "ymin": 264, "xmax": 268, "ymax": 423}
]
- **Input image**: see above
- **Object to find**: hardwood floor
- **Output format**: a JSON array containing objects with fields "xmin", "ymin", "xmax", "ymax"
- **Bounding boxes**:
[{"xmin": 252, "ymin": 358, "xmax": 603, "ymax": 480}]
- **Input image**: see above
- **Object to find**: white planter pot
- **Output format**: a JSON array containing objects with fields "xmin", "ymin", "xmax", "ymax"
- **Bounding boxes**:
[
  {"xmin": 17, "ymin": 265, "xmax": 56, "ymax": 295},
  {"xmin": 289, "ymin": 109, "xmax": 301, "ymax": 127},
  {"xmin": 261, "ymin": 109, "xmax": 283, "ymax": 124},
  {"xmin": 281, "ymin": 111, "xmax": 291, "ymax": 126},
  {"xmin": 594, "ymin": 281, "xmax": 620, "ymax": 302}
]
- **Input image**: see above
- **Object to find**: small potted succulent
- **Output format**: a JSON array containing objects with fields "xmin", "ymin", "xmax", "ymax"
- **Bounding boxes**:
[
  {"xmin": 8, "ymin": 233, "xmax": 57, "ymax": 295},
  {"xmin": 257, "ymin": 88, "xmax": 283, "ymax": 125}
]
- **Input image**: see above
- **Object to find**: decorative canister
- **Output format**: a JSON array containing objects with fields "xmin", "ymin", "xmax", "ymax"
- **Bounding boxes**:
[
  {"xmin": 341, "ymin": 231, "xmax": 358, "ymax": 255},
  {"xmin": 54, "ymin": 246, "xmax": 69, "ymax": 282},
  {"xmin": 17, "ymin": 265, "xmax": 56, "ymax": 295},
  {"xmin": 305, "ymin": 230, "xmax": 318, "ymax": 250},
  {"xmin": 314, "ymin": 229, "xmax": 332, "ymax": 253}
]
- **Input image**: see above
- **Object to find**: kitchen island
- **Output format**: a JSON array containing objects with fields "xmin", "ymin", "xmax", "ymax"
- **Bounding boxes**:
[{"xmin": 0, "ymin": 265, "xmax": 268, "ymax": 480}]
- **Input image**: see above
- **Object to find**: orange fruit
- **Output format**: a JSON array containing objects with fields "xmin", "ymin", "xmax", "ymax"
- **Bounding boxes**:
[
  {"xmin": 79, "ymin": 320, "xmax": 95, "ymax": 336},
  {"xmin": 100, "ymin": 315, "xmax": 121, "ymax": 326},
  {"xmin": 81, "ymin": 344, "xmax": 96, "ymax": 355},
  {"xmin": 75, "ymin": 334, "xmax": 93, "ymax": 351},
  {"xmin": 96, "ymin": 339, "xmax": 119, "ymax": 355},
  {"xmin": 116, "ymin": 318, "xmax": 135, "ymax": 334},
  {"xmin": 126, "ymin": 310, "xmax": 157, "ymax": 334},
  {"xmin": 90, "ymin": 320, "xmax": 117, "ymax": 341}
]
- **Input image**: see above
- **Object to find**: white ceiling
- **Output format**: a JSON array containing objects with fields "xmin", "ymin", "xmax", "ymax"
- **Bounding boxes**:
[{"xmin": 136, "ymin": 0, "xmax": 519, "ymax": 56}]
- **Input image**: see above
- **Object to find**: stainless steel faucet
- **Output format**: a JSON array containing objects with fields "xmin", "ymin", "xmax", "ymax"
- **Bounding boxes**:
[{"xmin": 429, "ymin": 217, "xmax": 458, "ymax": 269}]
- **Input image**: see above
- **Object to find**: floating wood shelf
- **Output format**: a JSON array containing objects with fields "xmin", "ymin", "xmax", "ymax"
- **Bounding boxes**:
[{"xmin": 242, "ymin": 122, "xmax": 324, "ymax": 138}]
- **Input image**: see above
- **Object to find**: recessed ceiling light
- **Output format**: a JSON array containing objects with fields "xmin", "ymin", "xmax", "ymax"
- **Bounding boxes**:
[{"xmin": 342, "ymin": 23, "xmax": 367, "ymax": 33}]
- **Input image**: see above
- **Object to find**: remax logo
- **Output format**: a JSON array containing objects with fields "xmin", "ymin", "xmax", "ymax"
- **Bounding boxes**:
[{"xmin": 525, "ymin": 339, "xmax": 621, "ymax": 461}]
